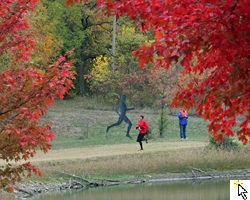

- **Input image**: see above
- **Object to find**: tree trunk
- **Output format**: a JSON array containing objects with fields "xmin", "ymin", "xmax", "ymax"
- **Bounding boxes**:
[
  {"xmin": 79, "ymin": 60, "xmax": 85, "ymax": 96},
  {"xmin": 159, "ymin": 100, "xmax": 165, "ymax": 138},
  {"xmin": 79, "ymin": 32, "xmax": 87, "ymax": 96},
  {"xmin": 111, "ymin": 15, "xmax": 116, "ymax": 72}
]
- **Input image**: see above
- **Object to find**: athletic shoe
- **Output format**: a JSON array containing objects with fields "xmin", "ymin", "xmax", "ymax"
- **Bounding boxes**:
[
  {"xmin": 181, "ymin": 138, "xmax": 183, "ymax": 139},
  {"xmin": 138, "ymin": 149, "xmax": 144, "ymax": 151},
  {"xmin": 146, "ymin": 138, "xmax": 148, "ymax": 144}
]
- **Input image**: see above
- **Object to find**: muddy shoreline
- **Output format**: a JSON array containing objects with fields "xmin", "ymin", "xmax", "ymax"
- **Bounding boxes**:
[{"xmin": 13, "ymin": 169, "xmax": 250, "ymax": 199}]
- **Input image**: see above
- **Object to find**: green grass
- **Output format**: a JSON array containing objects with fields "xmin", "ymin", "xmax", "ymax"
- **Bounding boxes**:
[
  {"xmin": 42, "ymin": 97, "xmax": 212, "ymax": 149},
  {"xmin": 27, "ymin": 97, "xmax": 248, "ymax": 183},
  {"xmin": 50, "ymin": 117, "xmax": 209, "ymax": 149}
]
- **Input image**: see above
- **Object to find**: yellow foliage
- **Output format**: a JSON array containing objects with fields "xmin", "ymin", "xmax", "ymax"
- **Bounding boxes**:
[
  {"xmin": 26, "ymin": 1, "xmax": 62, "ymax": 69},
  {"xmin": 91, "ymin": 56, "xmax": 111, "ymax": 82},
  {"xmin": 146, "ymin": 39, "xmax": 156, "ymax": 46},
  {"xmin": 121, "ymin": 25, "xmax": 135, "ymax": 34}
]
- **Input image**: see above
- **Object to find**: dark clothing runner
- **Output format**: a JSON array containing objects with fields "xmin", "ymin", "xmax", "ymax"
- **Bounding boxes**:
[{"xmin": 136, "ymin": 118, "xmax": 149, "ymax": 150}]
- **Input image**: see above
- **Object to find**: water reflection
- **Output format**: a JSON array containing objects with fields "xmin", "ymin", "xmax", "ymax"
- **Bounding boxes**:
[{"xmin": 34, "ymin": 179, "xmax": 232, "ymax": 200}]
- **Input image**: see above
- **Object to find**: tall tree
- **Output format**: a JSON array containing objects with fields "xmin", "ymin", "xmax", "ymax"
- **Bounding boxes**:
[
  {"xmin": 45, "ymin": 0, "xmax": 112, "ymax": 96},
  {"xmin": 78, "ymin": 0, "xmax": 112, "ymax": 95},
  {"xmin": 86, "ymin": 15, "xmax": 156, "ymax": 106},
  {"xmin": 0, "ymin": 0, "xmax": 75, "ymax": 191},
  {"xmin": 90, "ymin": 0, "xmax": 250, "ymax": 145},
  {"xmin": 114, "ymin": 16, "xmax": 154, "ymax": 73},
  {"xmin": 27, "ymin": 1, "xmax": 62, "ymax": 69}
]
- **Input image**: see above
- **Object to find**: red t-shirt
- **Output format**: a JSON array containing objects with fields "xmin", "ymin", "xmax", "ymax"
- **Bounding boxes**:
[{"xmin": 138, "ymin": 120, "xmax": 149, "ymax": 133}]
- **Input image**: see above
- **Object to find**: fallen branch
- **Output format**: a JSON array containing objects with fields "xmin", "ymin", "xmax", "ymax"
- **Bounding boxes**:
[
  {"xmin": 55, "ymin": 170, "xmax": 90, "ymax": 183},
  {"xmin": 191, "ymin": 170, "xmax": 196, "ymax": 177},
  {"xmin": 94, "ymin": 178, "xmax": 121, "ymax": 182},
  {"xmin": 189, "ymin": 166, "xmax": 215, "ymax": 178},
  {"xmin": 207, "ymin": 168, "xmax": 220, "ymax": 175},
  {"xmin": 106, "ymin": 182, "xmax": 121, "ymax": 186},
  {"xmin": 73, "ymin": 180, "xmax": 86, "ymax": 188},
  {"xmin": 207, "ymin": 168, "xmax": 217, "ymax": 172},
  {"xmin": 13, "ymin": 186, "xmax": 34, "ymax": 196},
  {"xmin": 128, "ymin": 179, "xmax": 146, "ymax": 184}
]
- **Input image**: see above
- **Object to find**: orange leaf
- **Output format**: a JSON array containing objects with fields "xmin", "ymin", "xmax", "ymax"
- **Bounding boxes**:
[{"xmin": 155, "ymin": 31, "xmax": 164, "ymax": 39}]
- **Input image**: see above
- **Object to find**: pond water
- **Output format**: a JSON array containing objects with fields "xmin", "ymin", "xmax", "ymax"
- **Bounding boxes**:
[{"xmin": 33, "ymin": 178, "xmax": 234, "ymax": 200}]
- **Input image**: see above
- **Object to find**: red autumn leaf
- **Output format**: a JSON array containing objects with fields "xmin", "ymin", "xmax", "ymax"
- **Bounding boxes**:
[
  {"xmin": 0, "ymin": 0, "xmax": 76, "ymax": 192},
  {"xmin": 177, "ymin": 83, "xmax": 183, "ymax": 90},
  {"xmin": 188, "ymin": 82, "xmax": 194, "ymax": 90},
  {"xmin": 155, "ymin": 31, "xmax": 163, "ymax": 40},
  {"xmin": 97, "ymin": 0, "xmax": 250, "ymax": 146},
  {"xmin": 194, "ymin": 78, "xmax": 198, "ymax": 85},
  {"xmin": 180, "ymin": 57, "xmax": 190, "ymax": 68}
]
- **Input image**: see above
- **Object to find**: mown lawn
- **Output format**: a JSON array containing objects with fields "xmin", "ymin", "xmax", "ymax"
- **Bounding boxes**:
[
  {"xmin": 40, "ymin": 97, "xmax": 212, "ymax": 149},
  {"xmin": 26, "ymin": 97, "xmax": 249, "ymax": 183}
]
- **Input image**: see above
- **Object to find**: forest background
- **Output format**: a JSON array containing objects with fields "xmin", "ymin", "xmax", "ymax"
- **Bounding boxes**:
[{"xmin": 0, "ymin": 0, "xmax": 207, "ymax": 109}]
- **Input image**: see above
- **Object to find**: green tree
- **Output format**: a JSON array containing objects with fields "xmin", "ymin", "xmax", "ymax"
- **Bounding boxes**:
[
  {"xmin": 27, "ymin": 1, "xmax": 62, "ymax": 69},
  {"xmin": 158, "ymin": 110, "xmax": 169, "ymax": 138},
  {"xmin": 114, "ymin": 16, "xmax": 155, "ymax": 73},
  {"xmin": 44, "ymin": 0, "xmax": 112, "ymax": 96},
  {"xmin": 86, "ymin": 16, "xmax": 156, "ymax": 106}
]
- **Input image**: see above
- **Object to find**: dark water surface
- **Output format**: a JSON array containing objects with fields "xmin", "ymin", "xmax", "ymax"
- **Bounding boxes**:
[{"xmin": 33, "ymin": 178, "xmax": 232, "ymax": 200}]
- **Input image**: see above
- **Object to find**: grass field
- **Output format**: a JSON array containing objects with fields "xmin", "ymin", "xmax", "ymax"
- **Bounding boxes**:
[
  {"xmin": 35, "ymin": 147, "xmax": 249, "ymax": 181},
  {"xmin": 41, "ymin": 97, "xmax": 212, "ymax": 149},
  {"xmin": 2, "ymin": 96, "xmax": 248, "ymax": 195},
  {"xmin": 20, "ymin": 97, "xmax": 247, "ymax": 182}
]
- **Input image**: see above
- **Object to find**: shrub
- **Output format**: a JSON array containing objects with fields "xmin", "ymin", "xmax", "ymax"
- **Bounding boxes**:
[
  {"xmin": 208, "ymin": 135, "xmax": 239, "ymax": 151},
  {"xmin": 157, "ymin": 110, "xmax": 169, "ymax": 138}
]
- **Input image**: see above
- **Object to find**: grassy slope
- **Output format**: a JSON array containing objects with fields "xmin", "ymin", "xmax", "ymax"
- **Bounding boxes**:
[
  {"xmin": 42, "ymin": 97, "xmax": 211, "ymax": 149},
  {"xmin": 25, "ymin": 97, "xmax": 249, "ymax": 182}
]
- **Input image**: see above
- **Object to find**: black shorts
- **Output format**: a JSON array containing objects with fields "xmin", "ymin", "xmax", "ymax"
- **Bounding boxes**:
[{"xmin": 137, "ymin": 133, "xmax": 145, "ymax": 142}]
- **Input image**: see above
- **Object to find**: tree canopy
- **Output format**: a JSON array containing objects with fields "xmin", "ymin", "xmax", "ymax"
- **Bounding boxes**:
[{"xmin": 0, "ymin": 0, "xmax": 75, "ymax": 191}]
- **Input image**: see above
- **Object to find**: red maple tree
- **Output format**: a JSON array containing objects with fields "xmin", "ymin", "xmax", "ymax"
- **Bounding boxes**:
[
  {"xmin": 92, "ymin": 0, "xmax": 250, "ymax": 144},
  {"xmin": 0, "ymin": 0, "xmax": 75, "ymax": 191}
]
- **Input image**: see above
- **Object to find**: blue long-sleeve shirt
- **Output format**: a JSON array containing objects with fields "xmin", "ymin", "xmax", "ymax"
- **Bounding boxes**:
[{"xmin": 178, "ymin": 111, "xmax": 189, "ymax": 125}]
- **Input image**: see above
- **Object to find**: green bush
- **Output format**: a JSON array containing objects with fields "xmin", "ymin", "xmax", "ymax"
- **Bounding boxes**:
[
  {"xmin": 208, "ymin": 135, "xmax": 239, "ymax": 151},
  {"xmin": 157, "ymin": 110, "xmax": 169, "ymax": 138}
]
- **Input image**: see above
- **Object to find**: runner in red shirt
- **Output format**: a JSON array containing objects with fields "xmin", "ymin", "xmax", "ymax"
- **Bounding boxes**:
[{"xmin": 136, "ymin": 115, "xmax": 149, "ymax": 151}]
